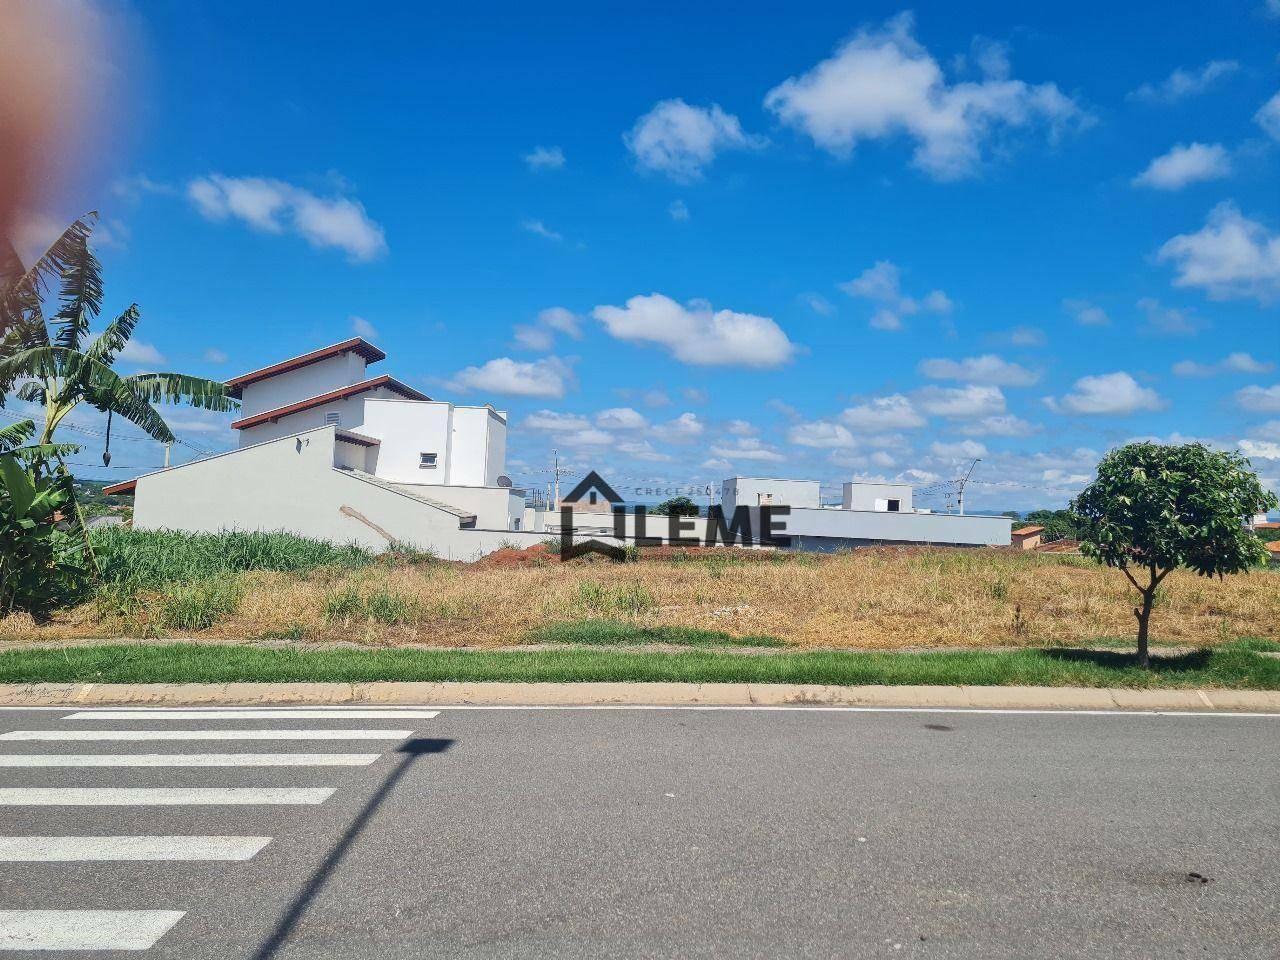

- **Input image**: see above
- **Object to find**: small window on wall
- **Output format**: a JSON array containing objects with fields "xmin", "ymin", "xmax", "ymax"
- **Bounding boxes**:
[
  {"xmin": 887, "ymin": 499, "xmax": 901, "ymax": 512},
  {"xmin": 419, "ymin": 452, "xmax": 438, "ymax": 469},
  {"xmin": 511, "ymin": 518, "xmax": 522, "ymax": 531},
  {"xmin": 325, "ymin": 412, "xmax": 341, "ymax": 427}
]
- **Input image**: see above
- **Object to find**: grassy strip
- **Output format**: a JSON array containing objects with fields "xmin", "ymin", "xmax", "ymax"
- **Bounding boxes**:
[
  {"xmin": 0, "ymin": 642, "xmax": 1276, "ymax": 689},
  {"xmin": 530, "ymin": 620, "xmax": 788, "ymax": 648},
  {"xmin": 90, "ymin": 528, "xmax": 380, "ymax": 593}
]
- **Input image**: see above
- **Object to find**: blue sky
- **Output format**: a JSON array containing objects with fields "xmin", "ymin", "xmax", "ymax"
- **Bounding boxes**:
[{"xmin": 11, "ymin": 0, "xmax": 1280, "ymax": 511}]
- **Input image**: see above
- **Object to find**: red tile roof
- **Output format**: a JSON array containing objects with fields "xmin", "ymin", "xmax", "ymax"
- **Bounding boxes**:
[
  {"xmin": 1012, "ymin": 525, "xmax": 1044, "ymax": 536},
  {"xmin": 335, "ymin": 430, "xmax": 380, "ymax": 447},
  {"xmin": 102, "ymin": 479, "xmax": 137, "ymax": 496},
  {"xmin": 231, "ymin": 375, "xmax": 429, "ymax": 430},
  {"xmin": 225, "ymin": 338, "xmax": 386, "ymax": 398}
]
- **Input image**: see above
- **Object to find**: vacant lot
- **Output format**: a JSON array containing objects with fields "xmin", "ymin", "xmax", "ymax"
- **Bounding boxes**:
[{"xmin": 1, "ymin": 534, "xmax": 1275, "ymax": 650}]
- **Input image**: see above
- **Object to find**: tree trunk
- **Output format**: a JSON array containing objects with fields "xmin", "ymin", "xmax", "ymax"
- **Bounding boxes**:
[{"xmin": 1135, "ymin": 589, "xmax": 1154, "ymax": 668}]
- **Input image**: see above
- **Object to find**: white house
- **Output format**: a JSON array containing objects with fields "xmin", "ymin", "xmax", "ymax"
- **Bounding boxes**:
[
  {"xmin": 106, "ymin": 338, "xmax": 547, "ymax": 558},
  {"xmin": 718, "ymin": 476, "xmax": 1011, "ymax": 549}
]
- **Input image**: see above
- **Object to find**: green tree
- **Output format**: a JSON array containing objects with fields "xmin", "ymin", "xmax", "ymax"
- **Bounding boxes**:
[
  {"xmin": 653, "ymin": 495, "xmax": 700, "ymax": 517},
  {"xmin": 1022, "ymin": 508, "xmax": 1079, "ymax": 539},
  {"xmin": 0, "ymin": 419, "xmax": 84, "ymax": 615},
  {"xmin": 1, "ymin": 213, "xmax": 236, "ymax": 447},
  {"xmin": 1071, "ymin": 442, "xmax": 1277, "ymax": 666}
]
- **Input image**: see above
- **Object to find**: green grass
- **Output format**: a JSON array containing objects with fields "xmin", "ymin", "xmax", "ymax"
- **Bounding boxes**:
[
  {"xmin": 530, "ymin": 619, "xmax": 788, "ymax": 648},
  {"xmin": 156, "ymin": 578, "xmax": 244, "ymax": 632},
  {"xmin": 323, "ymin": 586, "xmax": 421, "ymax": 626},
  {"xmin": 90, "ymin": 528, "xmax": 378, "ymax": 594},
  {"xmin": 0, "ymin": 641, "xmax": 1276, "ymax": 688}
]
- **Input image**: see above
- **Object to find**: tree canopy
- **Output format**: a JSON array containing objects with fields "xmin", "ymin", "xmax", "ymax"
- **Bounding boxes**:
[{"xmin": 1071, "ymin": 442, "xmax": 1276, "ymax": 665}]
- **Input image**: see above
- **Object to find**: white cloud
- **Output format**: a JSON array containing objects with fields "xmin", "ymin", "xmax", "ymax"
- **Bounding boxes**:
[
  {"xmin": 1158, "ymin": 203, "xmax": 1280, "ymax": 302},
  {"xmin": 1173, "ymin": 353, "xmax": 1273, "ymax": 377},
  {"xmin": 955, "ymin": 414, "xmax": 1038, "ymax": 437},
  {"xmin": 1046, "ymin": 372, "xmax": 1165, "ymax": 416},
  {"xmin": 1135, "ymin": 297, "xmax": 1199, "ymax": 337},
  {"xmin": 1132, "ymin": 142, "xmax": 1231, "ymax": 190},
  {"xmin": 1236, "ymin": 384, "xmax": 1280, "ymax": 413},
  {"xmin": 523, "ymin": 145, "xmax": 565, "ymax": 171},
  {"xmin": 1127, "ymin": 60, "xmax": 1239, "ymax": 103},
  {"xmin": 682, "ymin": 387, "xmax": 709, "ymax": 404},
  {"xmin": 1256, "ymin": 92, "xmax": 1280, "ymax": 141},
  {"xmin": 788, "ymin": 420, "xmax": 857, "ymax": 448},
  {"xmin": 915, "ymin": 384, "xmax": 1006, "ymax": 419},
  {"xmin": 186, "ymin": 174, "xmax": 387, "ymax": 262},
  {"xmin": 202, "ymin": 348, "xmax": 229, "ymax": 364},
  {"xmin": 524, "ymin": 410, "xmax": 591, "ymax": 431},
  {"xmin": 520, "ymin": 219, "xmax": 563, "ymax": 243},
  {"xmin": 513, "ymin": 306, "xmax": 581, "ymax": 352},
  {"xmin": 624, "ymin": 99, "xmax": 762, "ymax": 181},
  {"xmin": 593, "ymin": 293, "xmax": 797, "ymax": 367},
  {"xmin": 450, "ymin": 356, "xmax": 571, "ymax": 398},
  {"xmin": 661, "ymin": 412, "xmax": 705, "ymax": 440},
  {"xmin": 1240, "ymin": 438, "xmax": 1280, "ymax": 460},
  {"xmin": 596, "ymin": 407, "xmax": 648, "ymax": 430},
  {"xmin": 617, "ymin": 440, "xmax": 673, "ymax": 462},
  {"xmin": 112, "ymin": 174, "xmax": 173, "ymax": 202},
  {"xmin": 726, "ymin": 419, "xmax": 756, "ymax": 436},
  {"xmin": 668, "ymin": 199, "xmax": 690, "ymax": 222},
  {"xmin": 917, "ymin": 354, "xmax": 1038, "ymax": 386},
  {"xmin": 764, "ymin": 12, "xmax": 1089, "ymax": 180},
  {"xmin": 800, "ymin": 292, "xmax": 835, "ymax": 316},
  {"xmin": 708, "ymin": 438, "xmax": 785, "ymax": 462},
  {"xmin": 840, "ymin": 394, "xmax": 926, "ymax": 430},
  {"xmin": 116, "ymin": 340, "xmax": 165, "ymax": 367},
  {"xmin": 1253, "ymin": 419, "xmax": 1280, "ymax": 440},
  {"xmin": 839, "ymin": 260, "xmax": 951, "ymax": 331},
  {"xmin": 562, "ymin": 427, "xmax": 613, "ymax": 447},
  {"xmin": 642, "ymin": 389, "xmax": 671, "ymax": 407},
  {"xmin": 350, "ymin": 315, "xmax": 379, "ymax": 340},
  {"xmin": 1063, "ymin": 298, "xmax": 1109, "ymax": 326},
  {"xmin": 931, "ymin": 439, "xmax": 987, "ymax": 459}
]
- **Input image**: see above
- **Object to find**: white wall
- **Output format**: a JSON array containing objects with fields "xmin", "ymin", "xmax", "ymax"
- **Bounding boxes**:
[
  {"xmin": 397, "ymin": 483, "xmax": 524, "ymax": 530},
  {"xmin": 131, "ymin": 425, "xmax": 552, "ymax": 560},
  {"xmin": 721, "ymin": 478, "xmax": 821, "ymax": 513},
  {"xmin": 236, "ymin": 386, "xmax": 403, "ymax": 448},
  {"xmin": 843, "ymin": 482, "xmax": 914, "ymax": 512},
  {"xmin": 781, "ymin": 506, "xmax": 1010, "ymax": 547},
  {"xmin": 359, "ymin": 399, "xmax": 452, "ymax": 483},
  {"xmin": 236, "ymin": 351, "xmax": 368, "ymax": 419}
]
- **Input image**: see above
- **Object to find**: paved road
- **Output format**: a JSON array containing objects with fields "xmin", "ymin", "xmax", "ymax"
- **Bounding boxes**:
[{"xmin": 0, "ymin": 705, "xmax": 1276, "ymax": 959}]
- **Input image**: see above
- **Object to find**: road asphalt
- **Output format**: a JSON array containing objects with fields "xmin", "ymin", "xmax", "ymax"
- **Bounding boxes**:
[{"xmin": 0, "ymin": 705, "xmax": 1276, "ymax": 958}]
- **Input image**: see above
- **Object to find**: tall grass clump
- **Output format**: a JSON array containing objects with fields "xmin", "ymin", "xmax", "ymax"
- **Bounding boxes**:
[
  {"xmin": 157, "ymin": 578, "xmax": 244, "ymax": 631},
  {"xmin": 91, "ymin": 528, "xmax": 379, "ymax": 593},
  {"xmin": 323, "ymin": 586, "xmax": 421, "ymax": 626}
]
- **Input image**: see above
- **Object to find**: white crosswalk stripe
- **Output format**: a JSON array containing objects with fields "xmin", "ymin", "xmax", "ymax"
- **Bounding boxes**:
[
  {"xmin": 0, "ymin": 707, "xmax": 436, "ymax": 951},
  {"xmin": 0, "ymin": 910, "xmax": 185, "ymax": 950},
  {"xmin": 63, "ymin": 709, "xmax": 440, "ymax": 720},
  {"xmin": 0, "ymin": 752, "xmax": 381, "ymax": 767},
  {"xmin": 0, "ymin": 787, "xmax": 335, "ymax": 805},
  {"xmin": 0, "ymin": 836, "xmax": 271, "ymax": 861},
  {"xmin": 1, "ymin": 728, "xmax": 414, "ymax": 741}
]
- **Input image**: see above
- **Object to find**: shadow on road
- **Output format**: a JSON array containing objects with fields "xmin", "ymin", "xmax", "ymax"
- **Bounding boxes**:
[{"xmin": 251, "ymin": 737, "xmax": 454, "ymax": 960}]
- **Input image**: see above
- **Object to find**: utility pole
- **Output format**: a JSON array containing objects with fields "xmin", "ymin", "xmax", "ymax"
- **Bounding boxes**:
[
  {"xmin": 956, "ymin": 458, "xmax": 981, "ymax": 516},
  {"xmin": 553, "ymin": 448, "xmax": 560, "ymax": 506},
  {"xmin": 164, "ymin": 442, "xmax": 172, "ymax": 469}
]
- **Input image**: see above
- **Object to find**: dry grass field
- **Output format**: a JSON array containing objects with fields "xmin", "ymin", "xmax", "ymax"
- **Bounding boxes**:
[{"xmin": 3, "ymin": 548, "xmax": 1276, "ymax": 650}]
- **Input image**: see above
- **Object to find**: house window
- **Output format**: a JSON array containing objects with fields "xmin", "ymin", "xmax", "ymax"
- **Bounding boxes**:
[
  {"xmin": 758, "ymin": 493, "xmax": 774, "ymax": 505},
  {"xmin": 324, "ymin": 412, "xmax": 341, "ymax": 427},
  {"xmin": 887, "ymin": 499, "xmax": 901, "ymax": 512},
  {"xmin": 511, "ymin": 518, "xmax": 522, "ymax": 531},
  {"xmin": 419, "ymin": 452, "xmax": 438, "ymax": 469}
]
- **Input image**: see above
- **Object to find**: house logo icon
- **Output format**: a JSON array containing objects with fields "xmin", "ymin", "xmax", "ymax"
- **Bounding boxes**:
[{"xmin": 559, "ymin": 470, "xmax": 627, "ymax": 561}]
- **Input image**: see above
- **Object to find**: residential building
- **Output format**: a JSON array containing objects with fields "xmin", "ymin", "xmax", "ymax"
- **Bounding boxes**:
[{"xmin": 106, "ymin": 339, "xmax": 541, "ymax": 557}]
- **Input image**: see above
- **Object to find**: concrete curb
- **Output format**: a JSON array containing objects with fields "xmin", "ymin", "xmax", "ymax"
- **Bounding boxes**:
[{"xmin": 1, "ymin": 682, "xmax": 1278, "ymax": 712}]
